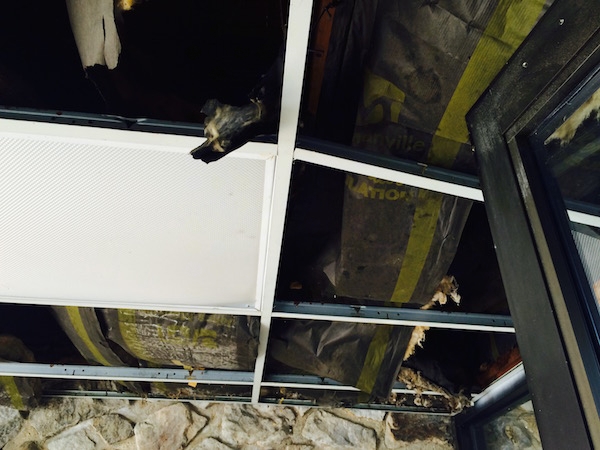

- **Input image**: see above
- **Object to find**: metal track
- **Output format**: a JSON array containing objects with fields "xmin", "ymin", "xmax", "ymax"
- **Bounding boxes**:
[{"xmin": 273, "ymin": 301, "xmax": 515, "ymax": 332}]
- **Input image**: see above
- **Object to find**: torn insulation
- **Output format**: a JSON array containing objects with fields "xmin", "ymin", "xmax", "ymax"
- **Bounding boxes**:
[
  {"xmin": 403, "ymin": 276, "xmax": 461, "ymax": 361},
  {"xmin": 546, "ymin": 87, "xmax": 600, "ymax": 145}
]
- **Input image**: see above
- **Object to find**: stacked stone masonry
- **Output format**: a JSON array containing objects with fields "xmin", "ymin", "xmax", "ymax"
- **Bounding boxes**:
[{"xmin": 0, "ymin": 398, "xmax": 456, "ymax": 449}]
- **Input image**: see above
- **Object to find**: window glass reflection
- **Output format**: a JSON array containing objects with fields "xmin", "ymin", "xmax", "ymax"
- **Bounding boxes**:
[
  {"xmin": 482, "ymin": 399, "xmax": 542, "ymax": 449},
  {"xmin": 543, "ymin": 86, "xmax": 600, "ymax": 318},
  {"xmin": 544, "ymin": 86, "xmax": 600, "ymax": 206},
  {"xmin": 572, "ymin": 224, "xmax": 600, "ymax": 307}
]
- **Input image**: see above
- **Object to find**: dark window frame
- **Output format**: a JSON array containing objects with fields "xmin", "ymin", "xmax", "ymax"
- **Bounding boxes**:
[
  {"xmin": 454, "ymin": 366, "xmax": 531, "ymax": 449},
  {"xmin": 464, "ymin": 0, "xmax": 600, "ymax": 447}
]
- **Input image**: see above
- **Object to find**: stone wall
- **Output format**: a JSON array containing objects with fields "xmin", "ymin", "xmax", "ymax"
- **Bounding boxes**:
[
  {"xmin": 1, "ymin": 398, "xmax": 456, "ymax": 449},
  {"xmin": 481, "ymin": 400, "xmax": 541, "ymax": 449}
]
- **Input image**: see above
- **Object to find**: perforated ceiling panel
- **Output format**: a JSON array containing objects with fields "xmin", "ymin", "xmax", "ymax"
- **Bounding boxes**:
[{"xmin": 0, "ymin": 119, "xmax": 276, "ymax": 309}]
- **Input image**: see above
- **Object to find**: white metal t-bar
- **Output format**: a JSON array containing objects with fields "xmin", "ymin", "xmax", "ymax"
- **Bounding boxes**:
[{"xmin": 251, "ymin": 0, "xmax": 315, "ymax": 404}]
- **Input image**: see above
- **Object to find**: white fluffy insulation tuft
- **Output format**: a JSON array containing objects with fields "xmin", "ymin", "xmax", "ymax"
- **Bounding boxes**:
[
  {"xmin": 546, "ymin": 87, "xmax": 600, "ymax": 145},
  {"xmin": 403, "ymin": 275, "xmax": 461, "ymax": 361}
]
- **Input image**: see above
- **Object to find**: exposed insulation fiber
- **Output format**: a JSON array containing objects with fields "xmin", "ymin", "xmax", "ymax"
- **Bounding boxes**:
[
  {"xmin": 403, "ymin": 276, "xmax": 460, "ymax": 361},
  {"xmin": 397, "ymin": 366, "xmax": 471, "ymax": 414},
  {"xmin": 547, "ymin": 87, "xmax": 600, "ymax": 145},
  {"xmin": 65, "ymin": 0, "xmax": 121, "ymax": 69},
  {"xmin": 118, "ymin": 0, "xmax": 138, "ymax": 10}
]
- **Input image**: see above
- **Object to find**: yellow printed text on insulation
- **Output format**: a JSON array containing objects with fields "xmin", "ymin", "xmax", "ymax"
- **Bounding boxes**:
[{"xmin": 345, "ymin": 175, "xmax": 411, "ymax": 201}]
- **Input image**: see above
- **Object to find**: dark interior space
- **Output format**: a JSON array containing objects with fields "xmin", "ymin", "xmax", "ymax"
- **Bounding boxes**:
[
  {"xmin": 0, "ymin": 0, "xmax": 285, "ymax": 121},
  {"xmin": 276, "ymin": 163, "xmax": 509, "ymax": 314},
  {"xmin": 0, "ymin": 304, "xmax": 82, "ymax": 364}
]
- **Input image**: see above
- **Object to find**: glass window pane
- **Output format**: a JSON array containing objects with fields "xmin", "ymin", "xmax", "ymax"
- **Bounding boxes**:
[
  {"xmin": 482, "ymin": 399, "xmax": 542, "ymax": 449},
  {"xmin": 544, "ymin": 86, "xmax": 600, "ymax": 206},
  {"xmin": 542, "ymin": 85, "xmax": 600, "ymax": 319},
  {"xmin": 572, "ymin": 224, "xmax": 600, "ymax": 307}
]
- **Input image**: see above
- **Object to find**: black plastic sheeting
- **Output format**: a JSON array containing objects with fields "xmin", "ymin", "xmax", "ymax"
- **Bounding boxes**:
[
  {"xmin": 270, "ymin": 320, "xmax": 412, "ymax": 400},
  {"xmin": 271, "ymin": 0, "xmax": 551, "ymax": 400},
  {"xmin": 336, "ymin": 179, "xmax": 471, "ymax": 303}
]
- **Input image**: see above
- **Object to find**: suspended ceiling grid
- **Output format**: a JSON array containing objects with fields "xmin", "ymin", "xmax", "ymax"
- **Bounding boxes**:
[{"xmin": 0, "ymin": 0, "xmax": 599, "ymax": 409}]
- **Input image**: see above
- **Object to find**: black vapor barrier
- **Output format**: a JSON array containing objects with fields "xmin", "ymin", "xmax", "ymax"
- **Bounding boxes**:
[
  {"xmin": 270, "ymin": 320, "xmax": 413, "ymax": 399},
  {"xmin": 273, "ymin": 0, "xmax": 547, "ymax": 401}
]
